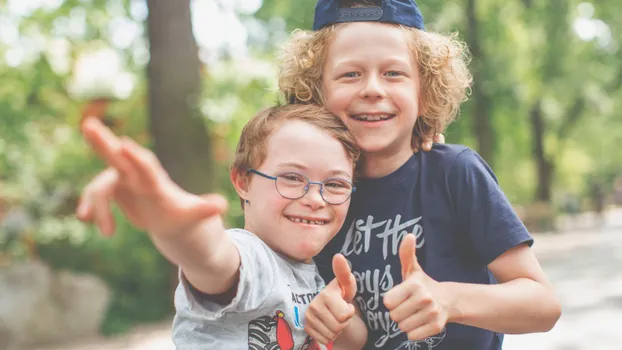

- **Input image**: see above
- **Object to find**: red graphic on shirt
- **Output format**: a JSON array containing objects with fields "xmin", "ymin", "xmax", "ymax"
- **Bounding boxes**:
[
  {"xmin": 275, "ymin": 310, "xmax": 295, "ymax": 349},
  {"xmin": 248, "ymin": 310, "xmax": 331, "ymax": 350}
]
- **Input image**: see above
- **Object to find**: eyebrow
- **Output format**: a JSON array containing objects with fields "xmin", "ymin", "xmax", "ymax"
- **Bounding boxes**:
[
  {"xmin": 276, "ymin": 162, "xmax": 352, "ymax": 179},
  {"xmin": 332, "ymin": 56, "xmax": 412, "ymax": 69}
]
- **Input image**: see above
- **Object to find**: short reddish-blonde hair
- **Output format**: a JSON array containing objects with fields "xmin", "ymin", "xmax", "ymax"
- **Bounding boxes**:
[
  {"xmin": 278, "ymin": 22, "xmax": 472, "ymax": 150},
  {"xmin": 231, "ymin": 104, "xmax": 360, "ymax": 206}
]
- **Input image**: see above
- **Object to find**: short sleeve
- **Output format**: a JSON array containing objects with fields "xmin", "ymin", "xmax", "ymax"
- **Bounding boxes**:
[
  {"xmin": 174, "ymin": 229, "xmax": 277, "ymax": 321},
  {"xmin": 447, "ymin": 149, "xmax": 533, "ymax": 265}
]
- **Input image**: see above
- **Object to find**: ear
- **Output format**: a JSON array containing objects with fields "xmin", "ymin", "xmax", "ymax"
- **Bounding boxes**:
[{"xmin": 230, "ymin": 167, "xmax": 251, "ymax": 200}]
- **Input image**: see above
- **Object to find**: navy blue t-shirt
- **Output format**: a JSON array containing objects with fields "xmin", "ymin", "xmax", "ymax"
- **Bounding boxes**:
[{"xmin": 315, "ymin": 144, "xmax": 533, "ymax": 350}]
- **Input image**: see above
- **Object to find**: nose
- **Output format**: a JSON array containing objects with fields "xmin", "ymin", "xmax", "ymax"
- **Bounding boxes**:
[
  {"xmin": 299, "ymin": 183, "xmax": 326, "ymax": 210},
  {"xmin": 358, "ymin": 73, "xmax": 386, "ymax": 100}
]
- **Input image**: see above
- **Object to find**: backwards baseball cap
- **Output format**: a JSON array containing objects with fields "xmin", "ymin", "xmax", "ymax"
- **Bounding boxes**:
[{"xmin": 313, "ymin": 0, "xmax": 425, "ymax": 31}]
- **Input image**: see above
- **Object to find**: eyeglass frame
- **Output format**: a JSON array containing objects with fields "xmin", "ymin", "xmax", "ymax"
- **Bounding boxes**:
[{"xmin": 247, "ymin": 168, "xmax": 356, "ymax": 205}]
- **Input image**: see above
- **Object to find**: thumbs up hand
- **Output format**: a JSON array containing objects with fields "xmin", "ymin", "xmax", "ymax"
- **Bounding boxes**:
[
  {"xmin": 383, "ymin": 234, "xmax": 451, "ymax": 341},
  {"xmin": 305, "ymin": 254, "xmax": 358, "ymax": 345}
]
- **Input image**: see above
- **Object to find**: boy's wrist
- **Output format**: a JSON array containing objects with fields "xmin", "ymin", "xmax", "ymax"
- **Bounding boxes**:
[{"xmin": 440, "ymin": 281, "xmax": 464, "ymax": 324}]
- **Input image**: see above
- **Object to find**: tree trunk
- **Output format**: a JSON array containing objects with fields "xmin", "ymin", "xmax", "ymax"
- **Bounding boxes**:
[
  {"xmin": 146, "ymin": 0, "xmax": 213, "ymax": 194},
  {"xmin": 465, "ymin": 0, "xmax": 494, "ymax": 167},
  {"xmin": 146, "ymin": 0, "xmax": 213, "ymax": 303},
  {"xmin": 529, "ymin": 100, "xmax": 553, "ymax": 202}
]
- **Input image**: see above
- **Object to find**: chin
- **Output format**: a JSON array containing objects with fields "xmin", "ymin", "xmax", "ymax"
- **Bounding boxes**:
[
  {"xmin": 296, "ymin": 243, "xmax": 325, "ymax": 261},
  {"xmin": 358, "ymin": 141, "xmax": 394, "ymax": 154}
]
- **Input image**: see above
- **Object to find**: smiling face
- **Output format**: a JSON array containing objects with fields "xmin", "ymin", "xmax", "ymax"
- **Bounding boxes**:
[
  {"xmin": 233, "ymin": 119, "xmax": 355, "ymax": 262},
  {"xmin": 322, "ymin": 22, "xmax": 421, "ymax": 171}
]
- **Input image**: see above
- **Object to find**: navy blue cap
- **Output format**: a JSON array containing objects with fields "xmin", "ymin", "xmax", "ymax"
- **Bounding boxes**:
[{"xmin": 313, "ymin": 0, "xmax": 425, "ymax": 31}]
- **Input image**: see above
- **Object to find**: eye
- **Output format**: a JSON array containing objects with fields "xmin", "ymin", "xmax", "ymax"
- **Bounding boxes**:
[
  {"xmin": 324, "ymin": 179, "xmax": 351, "ymax": 189},
  {"xmin": 342, "ymin": 71, "xmax": 360, "ymax": 78},
  {"xmin": 279, "ymin": 172, "xmax": 306, "ymax": 183},
  {"xmin": 385, "ymin": 70, "xmax": 403, "ymax": 77}
]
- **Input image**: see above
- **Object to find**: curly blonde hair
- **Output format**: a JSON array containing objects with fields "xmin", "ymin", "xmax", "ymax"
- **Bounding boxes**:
[{"xmin": 278, "ymin": 23, "xmax": 472, "ymax": 150}]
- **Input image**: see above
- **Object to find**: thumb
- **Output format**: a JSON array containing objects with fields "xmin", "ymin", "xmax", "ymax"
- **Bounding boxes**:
[
  {"xmin": 399, "ymin": 234, "xmax": 422, "ymax": 280},
  {"xmin": 332, "ymin": 254, "xmax": 357, "ymax": 302},
  {"xmin": 187, "ymin": 194, "xmax": 229, "ymax": 220}
]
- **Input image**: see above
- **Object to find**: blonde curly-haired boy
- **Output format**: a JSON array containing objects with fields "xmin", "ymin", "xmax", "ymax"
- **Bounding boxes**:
[{"xmin": 284, "ymin": 1, "xmax": 562, "ymax": 349}]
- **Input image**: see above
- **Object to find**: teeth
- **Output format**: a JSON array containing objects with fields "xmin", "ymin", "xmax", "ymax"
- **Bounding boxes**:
[
  {"xmin": 287, "ymin": 216, "xmax": 326, "ymax": 225},
  {"xmin": 352, "ymin": 114, "xmax": 393, "ymax": 121}
]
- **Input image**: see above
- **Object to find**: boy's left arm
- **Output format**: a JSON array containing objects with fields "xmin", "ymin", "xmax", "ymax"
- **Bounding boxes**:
[
  {"xmin": 442, "ymin": 243, "xmax": 561, "ymax": 334},
  {"xmin": 384, "ymin": 148, "xmax": 561, "ymax": 341},
  {"xmin": 384, "ymin": 238, "xmax": 561, "ymax": 341},
  {"xmin": 439, "ymin": 148, "xmax": 561, "ymax": 334}
]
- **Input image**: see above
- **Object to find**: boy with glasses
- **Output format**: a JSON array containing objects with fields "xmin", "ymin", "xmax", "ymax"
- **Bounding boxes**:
[{"xmin": 78, "ymin": 104, "xmax": 367, "ymax": 349}]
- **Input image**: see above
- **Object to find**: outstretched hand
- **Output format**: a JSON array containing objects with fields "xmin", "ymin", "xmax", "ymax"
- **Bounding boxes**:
[{"xmin": 77, "ymin": 117, "xmax": 228, "ymax": 238}]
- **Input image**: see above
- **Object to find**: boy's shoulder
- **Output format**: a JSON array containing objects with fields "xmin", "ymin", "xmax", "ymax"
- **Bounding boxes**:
[
  {"xmin": 423, "ymin": 143, "xmax": 482, "ymax": 169},
  {"xmin": 419, "ymin": 143, "xmax": 497, "ymax": 182}
]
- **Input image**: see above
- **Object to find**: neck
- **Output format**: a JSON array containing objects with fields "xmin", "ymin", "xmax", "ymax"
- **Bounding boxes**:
[{"xmin": 360, "ymin": 147, "xmax": 414, "ymax": 178}]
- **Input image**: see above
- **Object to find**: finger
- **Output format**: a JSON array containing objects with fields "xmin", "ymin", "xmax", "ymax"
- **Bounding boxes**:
[
  {"xmin": 395, "ymin": 304, "xmax": 436, "ymax": 334},
  {"xmin": 304, "ymin": 312, "xmax": 339, "ymax": 345},
  {"xmin": 421, "ymin": 140, "xmax": 433, "ymax": 152},
  {"xmin": 306, "ymin": 308, "xmax": 342, "ymax": 340},
  {"xmin": 406, "ymin": 321, "xmax": 445, "ymax": 342},
  {"xmin": 81, "ymin": 117, "xmax": 131, "ymax": 173},
  {"xmin": 93, "ymin": 190, "xmax": 116, "ymax": 237},
  {"xmin": 399, "ymin": 234, "xmax": 422, "ymax": 280},
  {"xmin": 76, "ymin": 196, "xmax": 93, "ymax": 222},
  {"xmin": 119, "ymin": 137, "xmax": 163, "ymax": 188},
  {"xmin": 383, "ymin": 281, "xmax": 414, "ymax": 311},
  {"xmin": 77, "ymin": 168, "xmax": 119, "ymax": 222},
  {"xmin": 433, "ymin": 133, "xmax": 446, "ymax": 144},
  {"xmin": 197, "ymin": 194, "xmax": 229, "ymax": 214},
  {"xmin": 332, "ymin": 254, "xmax": 356, "ymax": 301},
  {"xmin": 185, "ymin": 194, "xmax": 229, "ymax": 221},
  {"xmin": 389, "ymin": 291, "xmax": 430, "ymax": 323}
]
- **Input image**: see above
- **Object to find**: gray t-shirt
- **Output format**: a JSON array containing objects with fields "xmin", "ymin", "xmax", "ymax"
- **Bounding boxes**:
[{"xmin": 172, "ymin": 228, "xmax": 328, "ymax": 350}]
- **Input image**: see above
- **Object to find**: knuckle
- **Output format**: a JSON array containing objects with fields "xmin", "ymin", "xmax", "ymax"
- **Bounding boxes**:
[
  {"xmin": 335, "ymin": 312, "xmax": 352, "ymax": 323},
  {"xmin": 428, "ymin": 307, "xmax": 440, "ymax": 319},
  {"xmin": 307, "ymin": 303, "xmax": 319, "ymax": 314},
  {"xmin": 407, "ymin": 279, "xmax": 421, "ymax": 290},
  {"xmin": 420, "ymin": 294, "xmax": 433, "ymax": 306},
  {"xmin": 431, "ymin": 321, "xmax": 444, "ymax": 334},
  {"xmin": 388, "ymin": 310, "xmax": 397, "ymax": 321}
]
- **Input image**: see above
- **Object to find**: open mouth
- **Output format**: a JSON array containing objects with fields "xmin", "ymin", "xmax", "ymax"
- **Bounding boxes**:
[
  {"xmin": 285, "ymin": 215, "xmax": 328, "ymax": 226},
  {"xmin": 350, "ymin": 114, "xmax": 396, "ymax": 122}
]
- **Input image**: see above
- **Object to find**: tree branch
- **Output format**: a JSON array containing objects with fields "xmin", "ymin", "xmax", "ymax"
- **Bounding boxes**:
[{"xmin": 556, "ymin": 97, "xmax": 586, "ymax": 142}]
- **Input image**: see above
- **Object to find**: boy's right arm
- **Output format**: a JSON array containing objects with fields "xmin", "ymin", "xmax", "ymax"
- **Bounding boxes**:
[
  {"xmin": 150, "ymin": 214, "xmax": 240, "ymax": 295},
  {"xmin": 78, "ymin": 117, "xmax": 239, "ymax": 295}
]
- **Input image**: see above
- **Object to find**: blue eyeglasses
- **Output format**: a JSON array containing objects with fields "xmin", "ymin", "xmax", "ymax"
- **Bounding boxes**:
[{"xmin": 247, "ymin": 168, "xmax": 355, "ymax": 205}]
